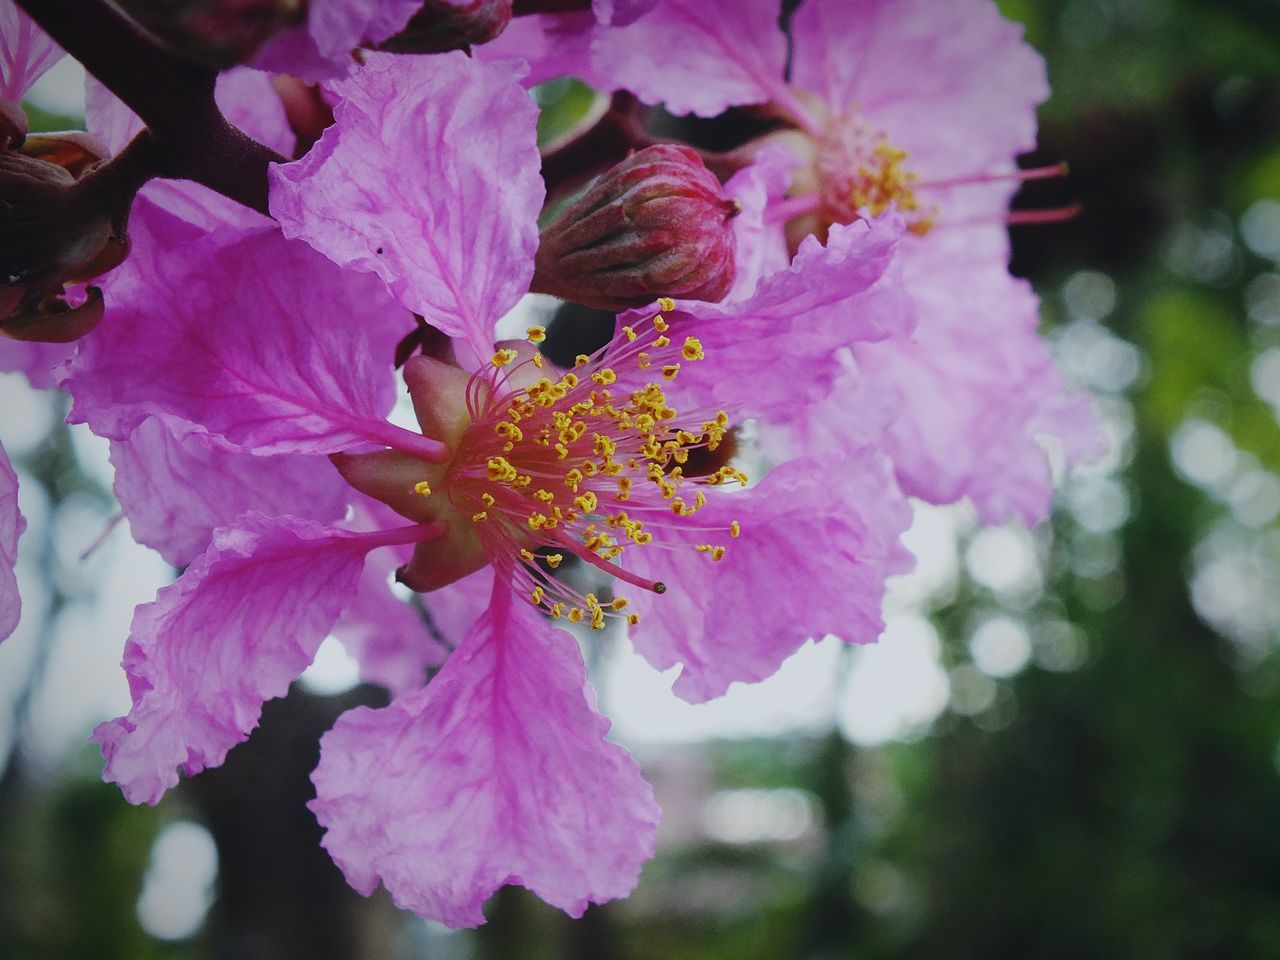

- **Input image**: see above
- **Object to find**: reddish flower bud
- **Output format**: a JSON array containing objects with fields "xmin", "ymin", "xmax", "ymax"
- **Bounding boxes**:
[
  {"xmin": 114, "ymin": 0, "xmax": 303, "ymax": 69},
  {"xmin": 532, "ymin": 144, "xmax": 740, "ymax": 311},
  {"xmin": 0, "ymin": 134, "xmax": 130, "ymax": 344},
  {"xmin": 376, "ymin": 0, "xmax": 512, "ymax": 53}
]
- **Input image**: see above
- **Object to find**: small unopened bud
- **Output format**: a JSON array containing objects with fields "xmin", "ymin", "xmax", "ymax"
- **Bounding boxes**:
[
  {"xmin": 115, "ymin": 0, "xmax": 304, "ymax": 69},
  {"xmin": 377, "ymin": 0, "xmax": 512, "ymax": 53},
  {"xmin": 0, "ymin": 135, "xmax": 129, "ymax": 344},
  {"xmin": 532, "ymin": 144, "xmax": 740, "ymax": 311}
]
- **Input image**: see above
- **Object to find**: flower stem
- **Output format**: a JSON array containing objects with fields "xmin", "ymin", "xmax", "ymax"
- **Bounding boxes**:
[{"xmin": 16, "ymin": 0, "xmax": 283, "ymax": 216}]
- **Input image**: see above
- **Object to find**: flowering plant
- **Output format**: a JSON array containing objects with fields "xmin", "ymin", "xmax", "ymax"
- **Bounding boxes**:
[{"xmin": 0, "ymin": 0, "xmax": 1100, "ymax": 927}]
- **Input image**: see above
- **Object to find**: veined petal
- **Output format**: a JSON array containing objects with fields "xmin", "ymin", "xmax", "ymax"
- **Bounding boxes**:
[
  {"xmin": 626, "ymin": 452, "xmax": 913, "ymax": 703},
  {"xmin": 270, "ymin": 52, "xmax": 543, "ymax": 365},
  {"xmin": 110, "ymin": 417, "xmax": 350, "ymax": 567},
  {"xmin": 252, "ymin": 0, "xmax": 422, "ymax": 80},
  {"xmin": 590, "ymin": 0, "xmax": 788, "ymax": 117},
  {"xmin": 633, "ymin": 214, "xmax": 912, "ymax": 423},
  {"xmin": 0, "ymin": 0, "xmax": 62, "ymax": 103},
  {"xmin": 92, "ymin": 514, "xmax": 387, "ymax": 805},
  {"xmin": 67, "ymin": 210, "xmax": 409, "ymax": 457},
  {"xmin": 311, "ymin": 583, "xmax": 659, "ymax": 927},
  {"xmin": 722, "ymin": 142, "xmax": 799, "ymax": 300},
  {"xmin": 0, "ymin": 440, "xmax": 25, "ymax": 642}
]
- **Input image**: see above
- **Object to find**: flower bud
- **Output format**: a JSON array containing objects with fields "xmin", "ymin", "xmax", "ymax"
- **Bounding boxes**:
[
  {"xmin": 376, "ymin": 0, "xmax": 512, "ymax": 53},
  {"xmin": 114, "ymin": 0, "xmax": 303, "ymax": 68},
  {"xmin": 0, "ymin": 135, "xmax": 129, "ymax": 343},
  {"xmin": 532, "ymin": 144, "xmax": 740, "ymax": 311}
]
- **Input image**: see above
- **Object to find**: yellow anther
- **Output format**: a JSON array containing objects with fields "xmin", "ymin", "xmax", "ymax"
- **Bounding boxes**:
[
  {"xmin": 653, "ymin": 315, "xmax": 669, "ymax": 333},
  {"xmin": 413, "ymin": 480, "xmax": 432, "ymax": 497},
  {"xmin": 491, "ymin": 348, "xmax": 519, "ymax": 367},
  {"xmin": 472, "ymin": 511, "xmax": 488, "ymax": 522},
  {"xmin": 562, "ymin": 372, "xmax": 580, "ymax": 389},
  {"xmin": 487, "ymin": 456, "xmax": 518, "ymax": 482},
  {"xmin": 627, "ymin": 613, "xmax": 641, "ymax": 626},
  {"xmin": 581, "ymin": 460, "xmax": 598, "ymax": 477},
  {"xmin": 681, "ymin": 337, "xmax": 704, "ymax": 361},
  {"xmin": 530, "ymin": 586, "xmax": 544, "ymax": 605},
  {"xmin": 654, "ymin": 334, "xmax": 670, "ymax": 348},
  {"xmin": 527, "ymin": 325, "xmax": 547, "ymax": 343},
  {"xmin": 657, "ymin": 297, "xmax": 676, "ymax": 312},
  {"xmin": 520, "ymin": 548, "xmax": 536, "ymax": 563},
  {"xmin": 575, "ymin": 354, "xmax": 591, "ymax": 367},
  {"xmin": 662, "ymin": 363, "xmax": 680, "ymax": 380},
  {"xmin": 568, "ymin": 608, "xmax": 584, "ymax": 623},
  {"xmin": 533, "ymin": 352, "xmax": 544, "ymax": 368},
  {"xmin": 611, "ymin": 597, "xmax": 628, "ymax": 611},
  {"xmin": 550, "ymin": 602, "xmax": 565, "ymax": 619},
  {"xmin": 555, "ymin": 443, "xmax": 569, "ymax": 460},
  {"xmin": 590, "ymin": 607, "xmax": 606, "ymax": 630},
  {"xmin": 546, "ymin": 553, "xmax": 564, "ymax": 569},
  {"xmin": 593, "ymin": 434, "xmax": 617, "ymax": 457},
  {"xmin": 637, "ymin": 352, "xmax": 651, "ymax": 369},
  {"xmin": 730, "ymin": 520, "xmax": 741, "ymax": 538},
  {"xmin": 565, "ymin": 468, "xmax": 583, "ymax": 491},
  {"xmin": 591, "ymin": 368, "xmax": 617, "ymax": 386},
  {"xmin": 622, "ymin": 325, "xmax": 638, "ymax": 342},
  {"xmin": 481, "ymin": 492, "xmax": 495, "ymax": 508},
  {"xmin": 574, "ymin": 491, "xmax": 598, "ymax": 514},
  {"xmin": 534, "ymin": 488, "xmax": 555, "ymax": 504}
]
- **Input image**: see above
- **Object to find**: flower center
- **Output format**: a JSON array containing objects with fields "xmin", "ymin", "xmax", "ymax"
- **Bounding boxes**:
[
  {"xmin": 437, "ymin": 300, "xmax": 744, "ymax": 629},
  {"xmin": 815, "ymin": 113, "xmax": 935, "ymax": 236}
]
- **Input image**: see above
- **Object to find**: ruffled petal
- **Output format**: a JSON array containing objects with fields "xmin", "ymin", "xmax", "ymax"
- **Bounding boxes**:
[
  {"xmin": 270, "ymin": 52, "xmax": 542, "ymax": 364},
  {"xmin": 791, "ymin": 0, "xmax": 1047, "ymax": 214},
  {"xmin": 633, "ymin": 214, "xmax": 912, "ymax": 424},
  {"xmin": 857, "ymin": 228, "xmax": 1103, "ymax": 525},
  {"xmin": 0, "ymin": 440, "xmax": 25, "ymax": 642},
  {"xmin": 722, "ymin": 142, "xmax": 798, "ymax": 300},
  {"xmin": 0, "ymin": 0, "xmax": 62, "ymax": 103},
  {"xmin": 109, "ymin": 416, "xmax": 350, "ymax": 567},
  {"xmin": 67, "ymin": 209, "xmax": 408, "ymax": 456},
  {"xmin": 626, "ymin": 452, "xmax": 912, "ymax": 702},
  {"xmin": 252, "ymin": 0, "xmax": 422, "ymax": 80},
  {"xmin": 92, "ymin": 514, "xmax": 396, "ymax": 805},
  {"xmin": 311, "ymin": 584, "xmax": 659, "ymax": 927},
  {"xmin": 590, "ymin": 0, "xmax": 787, "ymax": 116}
]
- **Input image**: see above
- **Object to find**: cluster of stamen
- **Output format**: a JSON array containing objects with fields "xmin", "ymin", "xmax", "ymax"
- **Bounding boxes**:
[
  {"xmin": 817, "ymin": 114, "xmax": 935, "ymax": 236},
  {"xmin": 435, "ymin": 299, "xmax": 744, "ymax": 629}
]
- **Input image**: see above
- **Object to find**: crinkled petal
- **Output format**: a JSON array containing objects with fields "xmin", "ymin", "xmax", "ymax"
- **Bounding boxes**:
[
  {"xmin": 0, "ymin": 1, "xmax": 62, "ymax": 103},
  {"xmin": 270, "ymin": 52, "xmax": 542, "ymax": 364},
  {"xmin": 68, "ymin": 209, "xmax": 407, "ymax": 456},
  {"xmin": 92, "ymin": 514, "xmax": 387, "ymax": 805},
  {"xmin": 791, "ymin": 0, "xmax": 1047, "ymax": 202},
  {"xmin": 631, "ymin": 214, "xmax": 912, "ymax": 423},
  {"xmin": 0, "ymin": 440, "xmax": 24, "ymax": 642},
  {"xmin": 332, "ymin": 549, "xmax": 447, "ymax": 697},
  {"xmin": 722, "ymin": 142, "xmax": 798, "ymax": 300},
  {"xmin": 311, "ymin": 583, "xmax": 659, "ymax": 927},
  {"xmin": 856, "ymin": 229, "xmax": 1103, "ymax": 525},
  {"xmin": 252, "ymin": 0, "xmax": 422, "ymax": 80},
  {"xmin": 590, "ymin": 0, "xmax": 786, "ymax": 116},
  {"xmin": 110, "ymin": 416, "xmax": 350, "ymax": 567},
  {"xmin": 627, "ymin": 452, "xmax": 912, "ymax": 702}
]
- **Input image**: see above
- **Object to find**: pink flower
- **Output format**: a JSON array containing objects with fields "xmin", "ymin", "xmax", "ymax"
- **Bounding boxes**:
[
  {"xmin": 0, "ymin": 440, "xmax": 24, "ymax": 642},
  {"xmin": 67, "ymin": 44, "xmax": 917, "ymax": 923},
  {"xmin": 0, "ymin": 0, "xmax": 63, "ymax": 137},
  {"xmin": 582, "ymin": 0, "xmax": 1105, "ymax": 523}
]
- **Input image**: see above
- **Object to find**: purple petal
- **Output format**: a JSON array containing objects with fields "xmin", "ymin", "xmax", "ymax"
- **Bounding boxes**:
[
  {"xmin": 722, "ymin": 142, "xmax": 798, "ymax": 300},
  {"xmin": 68, "ymin": 212, "xmax": 410, "ymax": 456},
  {"xmin": 476, "ymin": 13, "xmax": 600, "ymax": 88},
  {"xmin": 252, "ymin": 0, "xmax": 422, "ymax": 80},
  {"xmin": 0, "ymin": 339, "xmax": 75, "ymax": 390},
  {"xmin": 311, "ymin": 584, "xmax": 659, "ymax": 927},
  {"xmin": 638, "ymin": 214, "xmax": 912, "ymax": 423},
  {"xmin": 791, "ymin": 0, "xmax": 1047, "ymax": 193},
  {"xmin": 0, "ymin": 440, "xmax": 25, "ymax": 642},
  {"xmin": 0, "ymin": 1, "xmax": 62, "ymax": 102},
  {"xmin": 270, "ymin": 52, "xmax": 542, "ymax": 363},
  {"xmin": 110, "ymin": 417, "xmax": 350, "ymax": 567},
  {"xmin": 590, "ymin": 0, "xmax": 787, "ymax": 116},
  {"xmin": 627, "ymin": 451, "xmax": 912, "ymax": 702},
  {"xmin": 857, "ymin": 229, "xmax": 1103, "ymax": 525},
  {"xmin": 332, "ymin": 549, "xmax": 447, "ymax": 696},
  {"xmin": 92, "ymin": 514, "xmax": 387, "ymax": 805}
]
